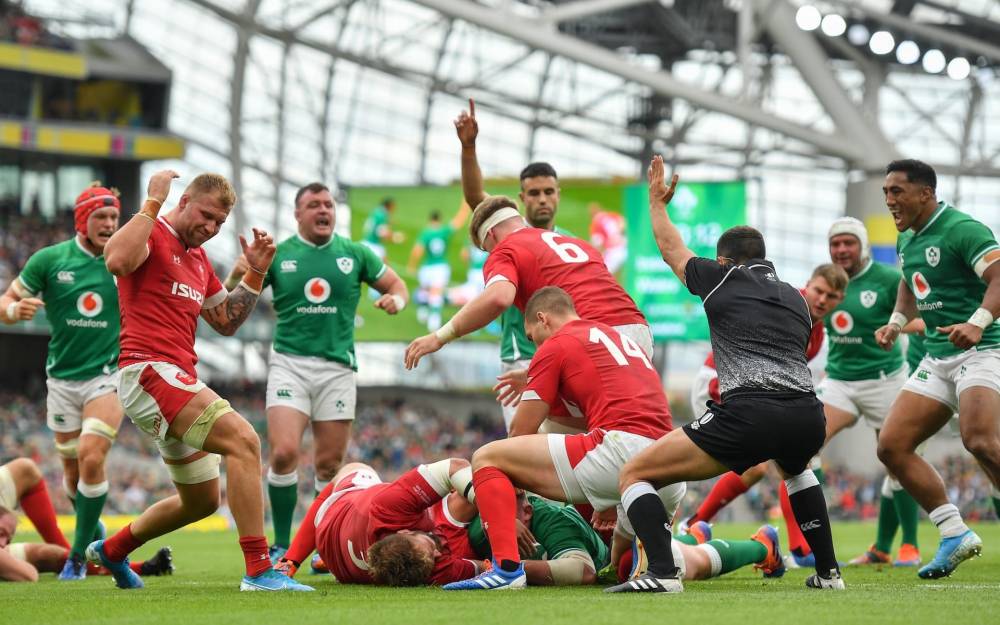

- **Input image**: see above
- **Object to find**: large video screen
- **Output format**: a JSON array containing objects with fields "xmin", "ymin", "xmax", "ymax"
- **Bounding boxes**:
[{"xmin": 347, "ymin": 179, "xmax": 745, "ymax": 343}]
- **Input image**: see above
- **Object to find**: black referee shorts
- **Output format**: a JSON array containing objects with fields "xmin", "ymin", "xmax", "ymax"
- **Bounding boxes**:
[{"xmin": 683, "ymin": 391, "xmax": 826, "ymax": 476}]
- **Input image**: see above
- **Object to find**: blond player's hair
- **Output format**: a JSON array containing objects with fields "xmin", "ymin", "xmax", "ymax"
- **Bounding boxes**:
[
  {"xmin": 469, "ymin": 195, "xmax": 520, "ymax": 249},
  {"xmin": 184, "ymin": 173, "xmax": 237, "ymax": 208},
  {"xmin": 368, "ymin": 533, "xmax": 435, "ymax": 586},
  {"xmin": 810, "ymin": 263, "xmax": 849, "ymax": 294}
]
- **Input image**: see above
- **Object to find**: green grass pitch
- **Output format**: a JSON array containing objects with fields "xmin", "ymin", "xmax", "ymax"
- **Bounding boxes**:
[{"xmin": 3, "ymin": 522, "xmax": 998, "ymax": 625}]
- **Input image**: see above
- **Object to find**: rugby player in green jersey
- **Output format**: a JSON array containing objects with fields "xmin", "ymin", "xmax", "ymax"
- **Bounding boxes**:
[
  {"xmin": 0, "ymin": 183, "xmax": 125, "ymax": 581},
  {"xmin": 875, "ymin": 159, "xmax": 1000, "ymax": 579},
  {"xmin": 453, "ymin": 99, "xmax": 579, "ymax": 433},
  {"xmin": 407, "ymin": 202, "xmax": 471, "ymax": 331},
  {"xmin": 225, "ymin": 182, "xmax": 408, "ymax": 560},
  {"xmin": 820, "ymin": 217, "xmax": 924, "ymax": 567}
]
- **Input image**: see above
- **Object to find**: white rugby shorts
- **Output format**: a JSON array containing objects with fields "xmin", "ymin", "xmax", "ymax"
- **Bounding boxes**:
[
  {"xmin": 902, "ymin": 349, "xmax": 1000, "ymax": 413},
  {"xmin": 816, "ymin": 367, "xmax": 908, "ymax": 430},
  {"xmin": 45, "ymin": 373, "xmax": 119, "ymax": 433},
  {"xmin": 266, "ymin": 350, "xmax": 357, "ymax": 421}
]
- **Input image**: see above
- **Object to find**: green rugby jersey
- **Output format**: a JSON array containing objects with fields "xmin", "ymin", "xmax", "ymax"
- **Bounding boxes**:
[
  {"xmin": 499, "ymin": 226, "xmax": 574, "ymax": 363},
  {"xmin": 897, "ymin": 202, "xmax": 1000, "ymax": 358},
  {"xmin": 16, "ymin": 238, "xmax": 119, "ymax": 380},
  {"xmin": 467, "ymin": 496, "xmax": 610, "ymax": 569},
  {"xmin": 264, "ymin": 234, "xmax": 386, "ymax": 370},
  {"xmin": 362, "ymin": 205, "xmax": 388, "ymax": 245},
  {"xmin": 418, "ymin": 224, "xmax": 455, "ymax": 266},
  {"xmin": 825, "ymin": 261, "xmax": 905, "ymax": 380}
]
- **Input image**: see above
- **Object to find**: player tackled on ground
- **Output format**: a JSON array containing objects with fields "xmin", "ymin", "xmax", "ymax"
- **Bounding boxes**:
[
  {"xmin": 605, "ymin": 156, "xmax": 842, "ymax": 593},
  {"xmin": 223, "ymin": 182, "xmax": 408, "ymax": 561},
  {"xmin": 91, "ymin": 170, "xmax": 312, "ymax": 591},
  {"xmin": 0, "ymin": 183, "xmax": 127, "ymax": 580},
  {"xmin": 0, "ymin": 458, "xmax": 172, "ymax": 582},
  {"xmin": 442, "ymin": 286, "xmax": 683, "ymax": 590},
  {"xmin": 273, "ymin": 459, "xmax": 481, "ymax": 585},
  {"xmin": 875, "ymin": 159, "xmax": 1000, "ymax": 579}
]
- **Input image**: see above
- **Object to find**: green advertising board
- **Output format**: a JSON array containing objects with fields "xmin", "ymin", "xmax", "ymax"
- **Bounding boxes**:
[{"xmin": 623, "ymin": 181, "xmax": 746, "ymax": 341}]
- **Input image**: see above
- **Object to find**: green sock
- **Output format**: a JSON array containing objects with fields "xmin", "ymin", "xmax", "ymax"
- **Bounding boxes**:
[
  {"xmin": 874, "ymin": 494, "xmax": 899, "ymax": 554},
  {"xmin": 268, "ymin": 473, "xmax": 298, "ymax": 548},
  {"xmin": 812, "ymin": 467, "xmax": 825, "ymax": 485},
  {"xmin": 703, "ymin": 539, "xmax": 768, "ymax": 577},
  {"xmin": 71, "ymin": 482, "xmax": 108, "ymax": 558},
  {"xmin": 675, "ymin": 533, "xmax": 698, "ymax": 546},
  {"xmin": 893, "ymin": 487, "xmax": 920, "ymax": 547}
]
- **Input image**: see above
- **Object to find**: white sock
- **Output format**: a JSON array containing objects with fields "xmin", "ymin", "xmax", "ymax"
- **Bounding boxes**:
[
  {"xmin": 928, "ymin": 503, "xmax": 968, "ymax": 538},
  {"xmin": 267, "ymin": 468, "xmax": 298, "ymax": 487},
  {"xmin": 77, "ymin": 480, "xmax": 109, "ymax": 498},
  {"xmin": 881, "ymin": 476, "xmax": 894, "ymax": 498},
  {"xmin": 314, "ymin": 477, "xmax": 331, "ymax": 494}
]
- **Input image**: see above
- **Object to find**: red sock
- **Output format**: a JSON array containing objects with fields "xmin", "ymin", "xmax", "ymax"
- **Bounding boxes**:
[
  {"xmin": 103, "ymin": 523, "xmax": 145, "ymax": 562},
  {"xmin": 130, "ymin": 561, "xmax": 143, "ymax": 574},
  {"xmin": 779, "ymin": 481, "xmax": 811, "ymax": 556},
  {"xmin": 688, "ymin": 471, "xmax": 749, "ymax": 524},
  {"xmin": 472, "ymin": 466, "xmax": 519, "ymax": 566},
  {"xmin": 240, "ymin": 535, "xmax": 271, "ymax": 577},
  {"xmin": 285, "ymin": 482, "xmax": 336, "ymax": 565},
  {"xmin": 20, "ymin": 480, "xmax": 70, "ymax": 549}
]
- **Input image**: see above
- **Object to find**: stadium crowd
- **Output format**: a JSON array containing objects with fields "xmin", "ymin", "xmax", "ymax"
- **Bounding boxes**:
[{"xmin": 1, "ymin": 386, "xmax": 995, "ymax": 521}]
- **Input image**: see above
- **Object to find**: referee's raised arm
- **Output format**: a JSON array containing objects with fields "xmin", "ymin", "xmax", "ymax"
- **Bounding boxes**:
[{"xmin": 646, "ymin": 156, "xmax": 694, "ymax": 284}]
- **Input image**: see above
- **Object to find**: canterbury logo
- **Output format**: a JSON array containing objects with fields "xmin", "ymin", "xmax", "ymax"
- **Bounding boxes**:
[{"xmin": 800, "ymin": 519, "xmax": 821, "ymax": 531}]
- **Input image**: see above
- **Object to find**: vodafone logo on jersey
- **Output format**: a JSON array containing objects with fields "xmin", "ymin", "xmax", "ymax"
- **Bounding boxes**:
[
  {"xmin": 304, "ymin": 278, "xmax": 331, "ymax": 303},
  {"xmin": 912, "ymin": 271, "xmax": 931, "ymax": 300},
  {"xmin": 76, "ymin": 292, "xmax": 103, "ymax": 318},
  {"xmin": 831, "ymin": 310, "xmax": 853, "ymax": 334}
]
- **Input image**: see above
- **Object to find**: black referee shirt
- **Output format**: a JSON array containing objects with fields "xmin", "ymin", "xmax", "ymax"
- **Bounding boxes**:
[{"xmin": 685, "ymin": 257, "xmax": 814, "ymax": 399}]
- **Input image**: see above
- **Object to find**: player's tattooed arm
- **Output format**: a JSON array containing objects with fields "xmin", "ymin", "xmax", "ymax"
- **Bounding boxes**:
[{"xmin": 201, "ymin": 285, "xmax": 259, "ymax": 336}]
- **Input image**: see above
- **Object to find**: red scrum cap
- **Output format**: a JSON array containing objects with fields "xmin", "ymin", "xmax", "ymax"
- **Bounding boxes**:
[{"xmin": 74, "ymin": 183, "xmax": 120, "ymax": 236}]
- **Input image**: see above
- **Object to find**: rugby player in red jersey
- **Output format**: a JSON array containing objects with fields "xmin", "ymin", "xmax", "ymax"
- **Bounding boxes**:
[
  {"xmin": 404, "ymin": 193, "xmax": 651, "ymax": 369},
  {"xmin": 442, "ymin": 287, "xmax": 684, "ymax": 590},
  {"xmin": 684, "ymin": 264, "xmax": 846, "ymax": 565},
  {"xmin": 272, "ymin": 459, "xmax": 481, "ymax": 586},
  {"xmin": 87, "ymin": 170, "xmax": 312, "ymax": 592}
]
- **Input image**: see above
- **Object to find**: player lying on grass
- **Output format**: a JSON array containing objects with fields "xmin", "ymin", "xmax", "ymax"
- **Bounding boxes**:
[
  {"xmin": 465, "ymin": 490, "xmax": 784, "ymax": 586},
  {"xmin": 441, "ymin": 286, "xmax": 685, "ymax": 590},
  {"xmin": 94, "ymin": 170, "xmax": 311, "ymax": 591},
  {"xmin": 0, "ymin": 459, "xmax": 172, "ymax": 582},
  {"xmin": 274, "ymin": 459, "xmax": 482, "ymax": 585}
]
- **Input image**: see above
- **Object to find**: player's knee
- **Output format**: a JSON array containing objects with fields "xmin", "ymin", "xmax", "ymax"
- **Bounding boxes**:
[
  {"xmin": 618, "ymin": 461, "xmax": 641, "ymax": 493},
  {"xmin": 314, "ymin": 455, "xmax": 343, "ymax": 482},
  {"xmin": 187, "ymin": 490, "xmax": 221, "ymax": 520},
  {"xmin": 10, "ymin": 458, "xmax": 42, "ymax": 486},
  {"xmin": 229, "ymin": 420, "xmax": 262, "ymax": 460},
  {"xmin": 269, "ymin": 446, "xmax": 299, "ymax": 473},
  {"xmin": 76, "ymin": 450, "xmax": 105, "ymax": 480},
  {"xmin": 961, "ymin": 433, "xmax": 1000, "ymax": 465}
]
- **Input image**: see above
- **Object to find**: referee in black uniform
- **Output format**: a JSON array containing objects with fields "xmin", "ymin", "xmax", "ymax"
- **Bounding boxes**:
[{"xmin": 606, "ymin": 156, "xmax": 842, "ymax": 593}]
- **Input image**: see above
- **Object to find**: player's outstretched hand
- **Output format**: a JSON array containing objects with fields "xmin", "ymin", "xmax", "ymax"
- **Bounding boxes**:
[
  {"xmin": 374, "ymin": 293, "xmax": 402, "ymax": 315},
  {"xmin": 12, "ymin": 297, "xmax": 43, "ymax": 321},
  {"xmin": 404, "ymin": 334, "xmax": 444, "ymax": 369},
  {"xmin": 647, "ymin": 155, "xmax": 679, "ymax": 211},
  {"xmin": 240, "ymin": 227, "xmax": 276, "ymax": 273},
  {"xmin": 515, "ymin": 520, "xmax": 539, "ymax": 559},
  {"xmin": 936, "ymin": 323, "xmax": 983, "ymax": 350},
  {"xmin": 874, "ymin": 323, "xmax": 901, "ymax": 350},
  {"xmin": 591, "ymin": 507, "xmax": 617, "ymax": 532},
  {"xmin": 147, "ymin": 170, "xmax": 180, "ymax": 203},
  {"xmin": 454, "ymin": 98, "xmax": 478, "ymax": 148},
  {"xmin": 493, "ymin": 368, "xmax": 528, "ymax": 407}
]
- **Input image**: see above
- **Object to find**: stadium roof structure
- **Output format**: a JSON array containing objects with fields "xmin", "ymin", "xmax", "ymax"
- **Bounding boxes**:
[{"xmin": 22, "ymin": 0, "xmax": 1000, "ymax": 284}]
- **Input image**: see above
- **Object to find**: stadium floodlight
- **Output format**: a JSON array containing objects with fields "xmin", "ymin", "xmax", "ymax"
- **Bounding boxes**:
[
  {"xmin": 847, "ymin": 23, "xmax": 869, "ymax": 46},
  {"xmin": 820, "ymin": 14, "xmax": 847, "ymax": 37},
  {"xmin": 869, "ymin": 31, "xmax": 895, "ymax": 55},
  {"xmin": 896, "ymin": 40, "xmax": 920, "ymax": 65},
  {"xmin": 947, "ymin": 57, "xmax": 971, "ymax": 80},
  {"xmin": 922, "ymin": 49, "xmax": 946, "ymax": 74},
  {"xmin": 795, "ymin": 5, "xmax": 822, "ymax": 31}
]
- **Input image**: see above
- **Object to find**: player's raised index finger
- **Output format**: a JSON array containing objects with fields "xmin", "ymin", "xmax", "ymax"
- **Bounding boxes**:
[{"xmin": 469, "ymin": 98, "xmax": 475, "ymax": 118}]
